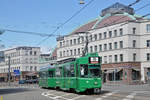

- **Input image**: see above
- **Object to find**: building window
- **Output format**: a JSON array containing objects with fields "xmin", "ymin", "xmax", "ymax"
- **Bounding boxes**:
[
  {"xmin": 34, "ymin": 66, "xmax": 37, "ymax": 71},
  {"xmin": 120, "ymin": 28, "xmax": 123, "ymax": 36},
  {"xmin": 30, "ymin": 51, "xmax": 32, "ymax": 55},
  {"xmin": 133, "ymin": 40, "xmax": 136, "ymax": 48},
  {"xmin": 114, "ymin": 42, "xmax": 117, "ymax": 49},
  {"xmin": 74, "ymin": 39, "xmax": 76, "ymax": 45},
  {"xmin": 60, "ymin": 51, "xmax": 62, "ymax": 57},
  {"xmin": 120, "ymin": 41, "xmax": 123, "ymax": 48},
  {"xmin": 109, "ymin": 31, "xmax": 112, "ymax": 38},
  {"xmin": 104, "ymin": 32, "xmax": 107, "ymax": 39},
  {"xmin": 34, "ymin": 51, "xmax": 37, "ymax": 55},
  {"xmin": 99, "ymin": 33, "xmax": 102, "ymax": 39},
  {"xmin": 133, "ymin": 53, "xmax": 136, "ymax": 61},
  {"xmin": 94, "ymin": 34, "xmax": 97, "ymax": 41},
  {"xmin": 114, "ymin": 55, "xmax": 118, "ymax": 62},
  {"xmin": 89, "ymin": 35, "xmax": 92, "ymax": 41},
  {"xmin": 81, "ymin": 37, "xmax": 84, "ymax": 43},
  {"xmin": 94, "ymin": 45, "xmax": 97, "ymax": 52},
  {"xmin": 104, "ymin": 56, "xmax": 107, "ymax": 63},
  {"xmin": 78, "ymin": 38, "xmax": 80, "ymax": 44},
  {"xmin": 146, "ymin": 24, "xmax": 150, "ymax": 32},
  {"xmin": 70, "ymin": 50, "xmax": 73, "ymax": 56},
  {"xmin": 90, "ymin": 46, "xmax": 93, "ymax": 53},
  {"xmin": 30, "ymin": 66, "xmax": 33, "ymax": 71},
  {"xmin": 67, "ymin": 50, "xmax": 69, "ymax": 56},
  {"xmin": 99, "ymin": 45, "xmax": 102, "ymax": 52},
  {"xmin": 147, "ymin": 53, "xmax": 150, "ymax": 61},
  {"xmin": 133, "ymin": 27, "xmax": 136, "ymax": 34},
  {"xmin": 147, "ymin": 40, "xmax": 150, "ymax": 47},
  {"xmin": 60, "ymin": 42, "xmax": 62, "ymax": 47},
  {"xmin": 70, "ymin": 40, "xmax": 72, "ymax": 45},
  {"xmin": 114, "ymin": 30, "xmax": 117, "ymax": 37},
  {"xmin": 63, "ymin": 51, "xmax": 65, "ymax": 57},
  {"xmin": 109, "ymin": 55, "xmax": 112, "ymax": 63},
  {"xmin": 109, "ymin": 43, "xmax": 112, "ymax": 50},
  {"xmin": 104, "ymin": 44, "xmax": 107, "ymax": 51},
  {"xmin": 120, "ymin": 54, "xmax": 123, "ymax": 62},
  {"xmin": 74, "ymin": 49, "xmax": 76, "ymax": 55},
  {"xmin": 78, "ymin": 48, "xmax": 80, "ymax": 55}
]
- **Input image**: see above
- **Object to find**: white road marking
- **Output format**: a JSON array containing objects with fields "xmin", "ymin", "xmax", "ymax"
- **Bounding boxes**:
[
  {"xmin": 70, "ymin": 95, "xmax": 86, "ymax": 100},
  {"xmin": 95, "ymin": 91, "xmax": 118, "ymax": 100},
  {"xmin": 122, "ymin": 92, "xmax": 136, "ymax": 100}
]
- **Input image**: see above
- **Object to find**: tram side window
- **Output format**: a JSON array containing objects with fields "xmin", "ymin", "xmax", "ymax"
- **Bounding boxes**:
[
  {"xmin": 39, "ymin": 72, "xmax": 43, "ymax": 78},
  {"xmin": 64, "ymin": 64, "xmax": 75, "ymax": 77},
  {"xmin": 48, "ymin": 71, "xmax": 54, "ymax": 77},
  {"xmin": 64, "ymin": 65, "xmax": 70, "ymax": 77},
  {"xmin": 70, "ymin": 64, "xmax": 75, "ymax": 77},
  {"xmin": 56, "ymin": 67, "xmax": 62, "ymax": 77},
  {"xmin": 80, "ymin": 64, "xmax": 88, "ymax": 78}
]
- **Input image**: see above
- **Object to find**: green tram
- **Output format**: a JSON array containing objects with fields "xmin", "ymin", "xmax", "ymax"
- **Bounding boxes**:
[{"xmin": 39, "ymin": 53, "xmax": 102, "ymax": 93}]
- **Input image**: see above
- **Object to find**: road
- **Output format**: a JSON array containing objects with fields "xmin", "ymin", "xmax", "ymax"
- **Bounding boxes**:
[{"xmin": 0, "ymin": 84, "xmax": 150, "ymax": 100}]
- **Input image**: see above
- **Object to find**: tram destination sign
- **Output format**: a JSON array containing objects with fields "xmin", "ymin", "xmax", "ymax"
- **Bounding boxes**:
[{"xmin": 89, "ymin": 57, "xmax": 100, "ymax": 64}]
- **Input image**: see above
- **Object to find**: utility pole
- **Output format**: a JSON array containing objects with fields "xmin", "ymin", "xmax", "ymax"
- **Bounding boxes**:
[
  {"xmin": 8, "ymin": 56, "xmax": 11, "ymax": 86},
  {"xmin": 82, "ymin": 32, "xmax": 89, "ymax": 57},
  {"xmin": 75, "ymin": 32, "xmax": 89, "ymax": 57}
]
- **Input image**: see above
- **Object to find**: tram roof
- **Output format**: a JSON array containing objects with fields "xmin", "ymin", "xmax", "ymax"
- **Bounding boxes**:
[{"xmin": 39, "ymin": 65, "xmax": 55, "ymax": 71}]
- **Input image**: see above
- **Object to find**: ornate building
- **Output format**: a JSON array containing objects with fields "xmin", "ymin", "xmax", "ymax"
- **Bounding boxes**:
[{"xmin": 56, "ymin": 3, "xmax": 150, "ymax": 84}]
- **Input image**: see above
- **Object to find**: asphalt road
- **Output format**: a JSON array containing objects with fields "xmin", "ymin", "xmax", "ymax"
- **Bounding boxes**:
[{"xmin": 0, "ymin": 84, "xmax": 150, "ymax": 100}]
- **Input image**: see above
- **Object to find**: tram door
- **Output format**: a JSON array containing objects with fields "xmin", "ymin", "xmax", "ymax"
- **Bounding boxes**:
[{"xmin": 76, "ymin": 64, "xmax": 79, "ymax": 89}]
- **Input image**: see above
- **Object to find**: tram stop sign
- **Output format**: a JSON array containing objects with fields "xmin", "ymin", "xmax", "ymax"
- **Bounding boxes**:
[{"xmin": 14, "ymin": 70, "xmax": 20, "ymax": 76}]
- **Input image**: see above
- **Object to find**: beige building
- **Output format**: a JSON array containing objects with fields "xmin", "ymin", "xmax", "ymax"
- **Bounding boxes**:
[
  {"xmin": 0, "ymin": 46, "xmax": 41, "ymax": 81},
  {"xmin": 56, "ymin": 3, "xmax": 150, "ymax": 84}
]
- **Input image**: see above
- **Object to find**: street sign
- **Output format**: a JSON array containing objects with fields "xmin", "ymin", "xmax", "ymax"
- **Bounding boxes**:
[{"xmin": 14, "ymin": 70, "xmax": 20, "ymax": 76}]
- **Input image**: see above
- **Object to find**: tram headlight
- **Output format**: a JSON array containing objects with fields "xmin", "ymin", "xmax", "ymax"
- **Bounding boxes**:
[{"xmin": 94, "ymin": 82, "xmax": 98, "ymax": 85}]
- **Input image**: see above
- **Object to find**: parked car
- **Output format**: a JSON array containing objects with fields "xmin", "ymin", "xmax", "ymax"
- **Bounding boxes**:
[{"xmin": 18, "ymin": 80, "xmax": 26, "ymax": 84}]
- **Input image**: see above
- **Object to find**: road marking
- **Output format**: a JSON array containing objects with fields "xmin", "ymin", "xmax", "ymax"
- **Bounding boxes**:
[
  {"xmin": 70, "ymin": 95, "xmax": 86, "ymax": 100},
  {"xmin": 95, "ymin": 91, "xmax": 118, "ymax": 100},
  {"xmin": 122, "ymin": 92, "xmax": 136, "ymax": 100}
]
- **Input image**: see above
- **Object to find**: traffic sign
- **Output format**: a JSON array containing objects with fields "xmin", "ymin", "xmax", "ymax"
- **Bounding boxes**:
[{"xmin": 14, "ymin": 70, "xmax": 20, "ymax": 76}]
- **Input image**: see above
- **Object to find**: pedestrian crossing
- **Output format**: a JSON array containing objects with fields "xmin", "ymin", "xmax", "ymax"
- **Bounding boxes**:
[{"xmin": 41, "ymin": 90, "xmax": 150, "ymax": 100}]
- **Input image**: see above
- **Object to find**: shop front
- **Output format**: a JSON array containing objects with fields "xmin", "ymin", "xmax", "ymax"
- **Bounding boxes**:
[{"xmin": 102, "ymin": 62, "xmax": 141, "ymax": 84}]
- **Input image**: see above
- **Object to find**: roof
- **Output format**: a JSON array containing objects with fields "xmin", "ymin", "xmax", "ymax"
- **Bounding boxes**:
[
  {"xmin": 39, "ymin": 65, "xmax": 55, "ymax": 71},
  {"xmin": 68, "ymin": 12, "xmax": 147, "ymax": 35}
]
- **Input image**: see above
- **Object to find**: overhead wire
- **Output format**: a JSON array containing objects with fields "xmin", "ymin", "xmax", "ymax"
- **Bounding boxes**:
[{"xmin": 37, "ymin": 0, "xmax": 96, "ymax": 45}]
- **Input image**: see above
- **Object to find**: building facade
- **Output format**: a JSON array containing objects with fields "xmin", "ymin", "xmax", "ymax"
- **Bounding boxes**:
[
  {"xmin": 0, "ymin": 46, "xmax": 41, "ymax": 81},
  {"xmin": 56, "ymin": 3, "xmax": 150, "ymax": 84}
]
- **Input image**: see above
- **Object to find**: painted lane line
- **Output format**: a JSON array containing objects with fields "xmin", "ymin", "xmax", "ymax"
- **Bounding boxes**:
[{"xmin": 122, "ymin": 92, "xmax": 136, "ymax": 100}]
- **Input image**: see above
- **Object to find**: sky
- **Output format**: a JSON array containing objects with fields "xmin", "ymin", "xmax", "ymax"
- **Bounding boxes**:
[{"xmin": 0, "ymin": 0, "xmax": 149, "ymax": 53}]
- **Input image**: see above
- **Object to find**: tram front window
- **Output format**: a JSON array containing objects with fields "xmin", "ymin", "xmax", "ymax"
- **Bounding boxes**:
[
  {"xmin": 89, "ymin": 68, "xmax": 100, "ymax": 77},
  {"xmin": 80, "ymin": 64, "xmax": 88, "ymax": 78}
]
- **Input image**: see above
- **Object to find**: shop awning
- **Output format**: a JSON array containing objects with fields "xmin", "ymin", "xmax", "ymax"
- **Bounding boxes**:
[
  {"xmin": 132, "ymin": 68, "xmax": 140, "ymax": 71},
  {"xmin": 104, "ymin": 68, "xmax": 123, "ymax": 73}
]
